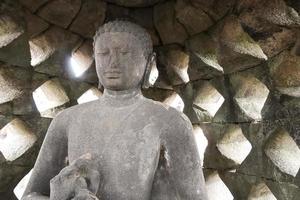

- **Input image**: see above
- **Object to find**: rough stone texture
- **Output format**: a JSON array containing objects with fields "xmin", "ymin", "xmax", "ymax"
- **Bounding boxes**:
[
  {"xmin": 186, "ymin": 33, "xmax": 223, "ymax": 80},
  {"xmin": 0, "ymin": 65, "xmax": 31, "ymax": 104},
  {"xmin": 175, "ymin": 0, "xmax": 213, "ymax": 35},
  {"xmin": 157, "ymin": 44, "xmax": 189, "ymax": 85},
  {"xmin": 0, "ymin": 0, "xmax": 299, "ymax": 199},
  {"xmin": 190, "ymin": 0, "xmax": 235, "ymax": 21},
  {"xmin": 24, "ymin": 9, "xmax": 49, "ymax": 39},
  {"xmin": 19, "ymin": 0, "xmax": 49, "ymax": 13},
  {"xmin": 29, "ymin": 26, "xmax": 81, "ymax": 74},
  {"xmin": 154, "ymin": 1, "xmax": 188, "ymax": 45},
  {"xmin": 37, "ymin": 0, "xmax": 81, "ymax": 28},
  {"xmin": 269, "ymin": 51, "xmax": 300, "ymax": 97},
  {"xmin": 70, "ymin": 0, "xmax": 106, "ymax": 38},
  {"xmin": 103, "ymin": 0, "xmax": 163, "ymax": 7}
]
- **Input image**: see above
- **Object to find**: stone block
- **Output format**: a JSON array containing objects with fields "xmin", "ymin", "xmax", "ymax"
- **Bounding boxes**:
[
  {"xmin": 175, "ymin": 0, "xmax": 213, "ymax": 35},
  {"xmin": 0, "ymin": 65, "xmax": 31, "ymax": 105},
  {"xmin": 269, "ymin": 51, "xmax": 300, "ymax": 97},
  {"xmin": 37, "ymin": 0, "xmax": 81, "ymax": 28},
  {"xmin": 70, "ymin": 0, "xmax": 106, "ymax": 38},
  {"xmin": 157, "ymin": 44, "xmax": 189, "ymax": 85},
  {"xmin": 154, "ymin": 1, "xmax": 188, "ymax": 45},
  {"xmin": 0, "ymin": 118, "xmax": 37, "ymax": 161},
  {"xmin": 24, "ymin": 10, "xmax": 49, "ymax": 39},
  {"xmin": 19, "ymin": 0, "xmax": 49, "ymax": 13}
]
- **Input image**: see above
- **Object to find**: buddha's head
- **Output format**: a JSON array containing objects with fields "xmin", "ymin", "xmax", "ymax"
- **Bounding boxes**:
[{"xmin": 93, "ymin": 20, "xmax": 155, "ymax": 91}]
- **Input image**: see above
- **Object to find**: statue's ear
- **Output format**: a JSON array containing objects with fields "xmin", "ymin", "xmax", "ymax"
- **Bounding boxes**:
[{"xmin": 142, "ymin": 52, "xmax": 159, "ymax": 89}]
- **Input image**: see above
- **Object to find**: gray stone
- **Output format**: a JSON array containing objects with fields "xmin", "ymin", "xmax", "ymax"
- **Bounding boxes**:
[
  {"xmin": 103, "ymin": 0, "xmax": 163, "ymax": 7},
  {"xmin": 24, "ymin": 10, "xmax": 49, "ymax": 39},
  {"xmin": 70, "ymin": 0, "xmax": 106, "ymax": 38},
  {"xmin": 269, "ymin": 51, "xmax": 300, "ymax": 97},
  {"xmin": 29, "ymin": 26, "xmax": 81, "ymax": 75},
  {"xmin": 154, "ymin": 1, "xmax": 188, "ymax": 45},
  {"xmin": 186, "ymin": 33, "xmax": 223, "ymax": 79},
  {"xmin": 157, "ymin": 44, "xmax": 190, "ymax": 85},
  {"xmin": 37, "ymin": 0, "xmax": 81, "ymax": 28},
  {"xmin": 0, "ymin": 65, "xmax": 31, "ymax": 105},
  {"xmin": 190, "ymin": 0, "xmax": 235, "ymax": 21},
  {"xmin": 19, "ymin": 0, "xmax": 49, "ymax": 13},
  {"xmin": 175, "ymin": 0, "xmax": 213, "ymax": 35},
  {"xmin": 22, "ymin": 21, "xmax": 208, "ymax": 200}
]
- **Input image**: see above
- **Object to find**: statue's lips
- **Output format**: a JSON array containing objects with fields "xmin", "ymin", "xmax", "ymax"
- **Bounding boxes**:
[{"xmin": 104, "ymin": 71, "xmax": 121, "ymax": 79}]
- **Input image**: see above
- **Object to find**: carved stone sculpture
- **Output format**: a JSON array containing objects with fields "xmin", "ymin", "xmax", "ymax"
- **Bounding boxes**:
[{"xmin": 22, "ymin": 21, "xmax": 208, "ymax": 200}]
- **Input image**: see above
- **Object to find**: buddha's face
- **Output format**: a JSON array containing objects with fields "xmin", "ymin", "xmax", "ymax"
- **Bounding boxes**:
[{"xmin": 94, "ymin": 32, "xmax": 147, "ymax": 91}]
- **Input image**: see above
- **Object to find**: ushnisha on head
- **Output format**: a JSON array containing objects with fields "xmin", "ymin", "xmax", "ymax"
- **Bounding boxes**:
[{"xmin": 93, "ymin": 20, "xmax": 156, "ymax": 91}]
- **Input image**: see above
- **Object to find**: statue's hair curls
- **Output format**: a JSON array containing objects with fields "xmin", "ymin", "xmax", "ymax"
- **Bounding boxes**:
[{"xmin": 93, "ymin": 20, "xmax": 153, "ymax": 58}]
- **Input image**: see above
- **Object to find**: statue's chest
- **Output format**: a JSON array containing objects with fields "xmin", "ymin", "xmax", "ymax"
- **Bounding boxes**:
[{"xmin": 67, "ymin": 109, "xmax": 162, "ymax": 175}]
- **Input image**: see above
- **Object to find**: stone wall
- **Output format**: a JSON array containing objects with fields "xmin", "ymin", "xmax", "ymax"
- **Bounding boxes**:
[{"xmin": 0, "ymin": 0, "xmax": 300, "ymax": 199}]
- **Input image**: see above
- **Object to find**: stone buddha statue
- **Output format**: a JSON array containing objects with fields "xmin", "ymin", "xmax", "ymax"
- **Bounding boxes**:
[{"xmin": 22, "ymin": 21, "xmax": 208, "ymax": 200}]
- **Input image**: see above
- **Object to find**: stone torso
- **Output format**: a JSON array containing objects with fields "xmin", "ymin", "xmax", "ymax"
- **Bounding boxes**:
[{"xmin": 65, "ymin": 95, "xmax": 172, "ymax": 200}]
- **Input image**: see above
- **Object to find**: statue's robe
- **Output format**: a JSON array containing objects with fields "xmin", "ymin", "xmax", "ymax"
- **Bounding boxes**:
[{"xmin": 24, "ymin": 93, "xmax": 208, "ymax": 200}]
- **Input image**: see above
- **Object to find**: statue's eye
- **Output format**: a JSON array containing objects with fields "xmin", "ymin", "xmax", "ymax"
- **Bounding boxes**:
[
  {"xmin": 120, "ymin": 50, "xmax": 129, "ymax": 55},
  {"xmin": 97, "ymin": 50, "xmax": 109, "ymax": 55}
]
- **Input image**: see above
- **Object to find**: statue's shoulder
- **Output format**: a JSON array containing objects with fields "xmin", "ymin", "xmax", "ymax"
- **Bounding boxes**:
[
  {"xmin": 142, "ymin": 98, "xmax": 191, "ymax": 127},
  {"xmin": 57, "ymin": 99, "xmax": 100, "ymax": 118}
]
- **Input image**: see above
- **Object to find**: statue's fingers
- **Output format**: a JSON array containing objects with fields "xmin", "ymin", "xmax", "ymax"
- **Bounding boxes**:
[
  {"xmin": 74, "ymin": 176, "xmax": 88, "ymax": 193},
  {"xmin": 85, "ymin": 169, "xmax": 101, "ymax": 194},
  {"xmin": 72, "ymin": 189, "xmax": 99, "ymax": 200}
]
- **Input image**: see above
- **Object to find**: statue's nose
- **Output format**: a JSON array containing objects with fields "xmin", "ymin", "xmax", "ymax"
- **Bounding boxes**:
[{"xmin": 109, "ymin": 50, "xmax": 119, "ymax": 68}]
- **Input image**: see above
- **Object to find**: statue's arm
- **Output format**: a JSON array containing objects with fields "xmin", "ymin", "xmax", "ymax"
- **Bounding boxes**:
[
  {"xmin": 164, "ymin": 113, "xmax": 208, "ymax": 200},
  {"xmin": 22, "ymin": 113, "xmax": 68, "ymax": 200}
]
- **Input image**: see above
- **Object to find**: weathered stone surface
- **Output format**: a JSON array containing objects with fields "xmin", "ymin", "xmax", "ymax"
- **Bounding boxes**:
[
  {"xmin": 32, "ymin": 79, "xmax": 70, "ymax": 118},
  {"xmin": 0, "ymin": 33, "xmax": 31, "ymax": 67},
  {"xmin": 0, "ymin": 66, "xmax": 31, "ymax": 104},
  {"xmin": 77, "ymin": 87, "xmax": 102, "ymax": 104},
  {"xmin": 190, "ymin": 0, "xmax": 235, "ymax": 21},
  {"xmin": 69, "ymin": 40, "xmax": 94, "ymax": 78},
  {"xmin": 0, "ymin": 14, "xmax": 24, "ymax": 48},
  {"xmin": 154, "ymin": 1, "xmax": 188, "ymax": 45},
  {"xmin": 24, "ymin": 10, "xmax": 49, "ymax": 39},
  {"xmin": 103, "ymin": 0, "xmax": 163, "ymax": 7},
  {"xmin": 0, "ymin": 11, "xmax": 31, "ymax": 67},
  {"xmin": 12, "ymin": 93, "xmax": 36, "ymax": 116},
  {"xmin": 14, "ymin": 169, "xmax": 33, "ymax": 200},
  {"xmin": 0, "ymin": 164, "xmax": 29, "ymax": 195},
  {"xmin": 216, "ymin": 16, "xmax": 268, "ymax": 73},
  {"xmin": 258, "ymin": 28, "xmax": 297, "ymax": 58},
  {"xmin": 269, "ymin": 51, "xmax": 300, "ymax": 97},
  {"xmin": 205, "ymin": 171, "xmax": 234, "ymax": 200},
  {"xmin": 141, "ymin": 87, "xmax": 173, "ymax": 102},
  {"xmin": 19, "ymin": 0, "xmax": 49, "ymax": 12},
  {"xmin": 0, "ymin": 118, "xmax": 37, "ymax": 161},
  {"xmin": 37, "ymin": 0, "xmax": 81, "ymax": 28},
  {"xmin": 219, "ymin": 16, "xmax": 268, "ymax": 61},
  {"xmin": 230, "ymin": 74, "xmax": 269, "ymax": 121},
  {"xmin": 193, "ymin": 81, "xmax": 225, "ymax": 119},
  {"xmin": 248, "ymin": 182, "xmax": 277, "ymax": 200},
  {"xmin": 163, "ymin": 91, "xmax": 185, "ymax": 112},
  {"xmin": 70, "ymin": 0, "xmax": 106, "ymax": 38},
  {"xmin": 193, "ymin": 125, "xmax": 208, "ymax": 166},
  {"xmin": 186, "ymin": 33, "xmax": 223, "ymax": 78},
  {"xmin": 238, "ymin": 0, "xmax": 300, "ymax": 27},
  {"xmin": 29, "ymin": 26, "xmax": 81, "ymax": 69},
  {"xmin": 157, "ymin": 45, "xmax": 189, "ymax": 85},
  {"xmin": 216, "ymin": 124, "xmax": 252, "ymax": 165},
  {"xmin": 175, "ymin": 0, "xmax": 213, "ymax": 35},
  {"xmin": 264, "ymin": 128, "xmax": 300, "ymax": 177}
]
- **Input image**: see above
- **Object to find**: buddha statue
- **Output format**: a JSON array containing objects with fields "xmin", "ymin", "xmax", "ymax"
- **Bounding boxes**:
[{"xmin": 22, "ymin": 21, "xmax": 208, "ymax": 200}]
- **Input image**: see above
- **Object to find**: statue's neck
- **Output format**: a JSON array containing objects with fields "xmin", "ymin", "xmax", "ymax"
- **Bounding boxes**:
[{"xmin": 102, "ymin": 88, "xmax": 143, "ymax": 107}]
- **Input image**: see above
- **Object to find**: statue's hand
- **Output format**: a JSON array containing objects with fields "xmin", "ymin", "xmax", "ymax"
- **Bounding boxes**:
[
  {"xmin": 50, "ymin": 153, "xmax": 100, "ymax": 200},
  {"xmin": 71, "ymin": 189, "xmax": 100, "ymax": 200}
]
